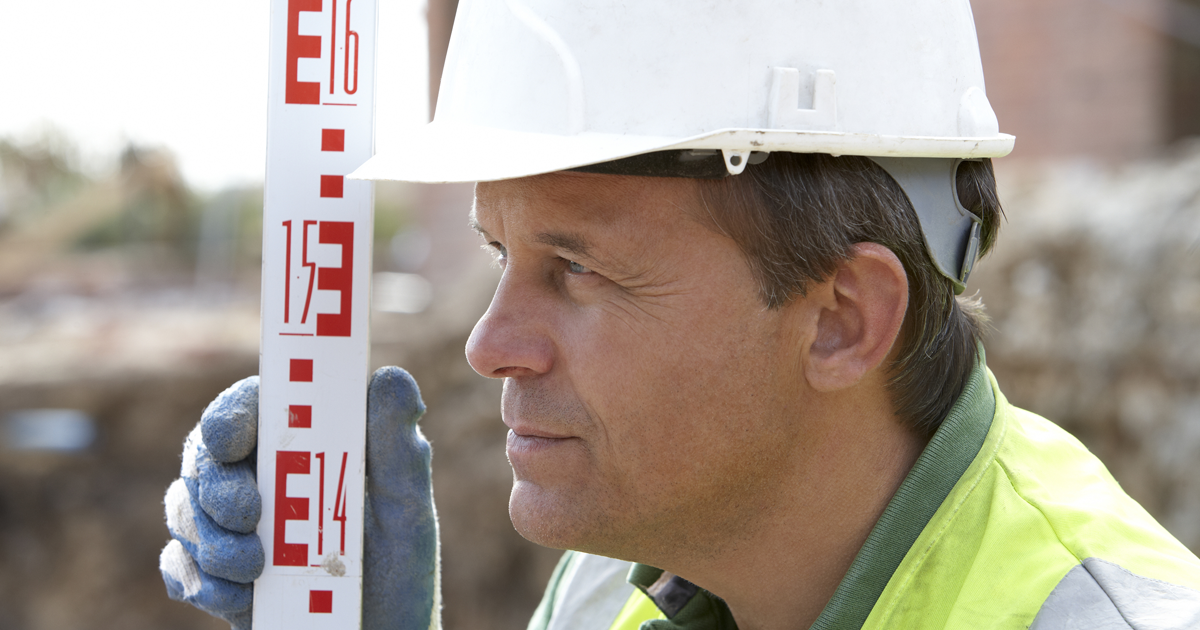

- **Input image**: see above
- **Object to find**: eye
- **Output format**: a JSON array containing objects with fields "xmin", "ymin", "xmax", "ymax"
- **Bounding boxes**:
[
  {"xmin": 487, "ymin": 242, "xmax": 507, "ymax": 265},
  {"xmin": 567, "ymin": 260, "xmax": 591, "ymax": 274}
]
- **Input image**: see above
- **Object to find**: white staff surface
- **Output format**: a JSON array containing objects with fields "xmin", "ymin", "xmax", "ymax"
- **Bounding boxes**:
[{"xmin": 256, "ymin": 0, "xmax": 377, "ymax": 626}]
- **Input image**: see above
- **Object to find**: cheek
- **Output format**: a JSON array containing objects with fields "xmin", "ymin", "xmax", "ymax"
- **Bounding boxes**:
[{"xmin": 564, "ymin": 301, "xmax": 785, "ymax": 472}]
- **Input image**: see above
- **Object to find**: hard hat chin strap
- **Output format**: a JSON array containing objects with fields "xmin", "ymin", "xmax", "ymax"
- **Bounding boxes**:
[{"xmin": 867, "ymin": 157, "xmax": 982, "ymax": 295}]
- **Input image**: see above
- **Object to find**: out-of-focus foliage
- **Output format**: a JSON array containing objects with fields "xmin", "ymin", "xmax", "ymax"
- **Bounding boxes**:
[
  {"xmin": 0, "ymin": 132, "xmax": 89, "ymax": 231},
  {"xmin": 74, "ymin": 145, "xmax": 201, "ymax": 256},
  {"xmin": 0, "ymin": 134, "xmax": 268, "ymax": 296}
]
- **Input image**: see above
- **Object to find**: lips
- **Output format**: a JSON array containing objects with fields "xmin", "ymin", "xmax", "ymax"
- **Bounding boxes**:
[
  {"xmin": 500, "ymin": 383, "xmax": 587, "ymax": 461},
  {"xmin": 505, "ymin": 427, "xmax": 577, "ymax": 460},
  {"xmin": 506, "ymin": 424, "xmax": 572, "ymax": 440}
]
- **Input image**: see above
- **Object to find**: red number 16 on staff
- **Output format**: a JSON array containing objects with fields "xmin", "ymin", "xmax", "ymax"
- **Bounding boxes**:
[
  {"xmin": 285, "ymin": 0, "xmax": 361, "ymax": 105},
  {"xmin": 281, "ymin": 220, "xmax": 354, "ymax": 337}
]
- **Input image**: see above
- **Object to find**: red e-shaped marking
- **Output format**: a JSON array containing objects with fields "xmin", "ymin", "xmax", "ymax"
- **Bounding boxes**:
[
  {"xmin": 286, "ymin": 0, "xmax": 323, "ymax": 105},
  {"xmin": 273, "ymin": 451, "xmax": 310, "ymax": 566},
  {"xmin": 316, "ymin": 222, "xmax": 354, "ymax": 337}
]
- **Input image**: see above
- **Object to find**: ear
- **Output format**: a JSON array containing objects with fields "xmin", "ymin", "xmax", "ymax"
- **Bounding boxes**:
[{"xmin": 803, "ymin": 243, "xmax": 908, "ymax": 392}]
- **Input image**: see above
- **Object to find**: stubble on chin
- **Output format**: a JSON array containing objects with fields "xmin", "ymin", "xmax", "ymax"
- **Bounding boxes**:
[{"xmin": 501, "ymin": 378, "xmax": 628, "ymax": 550}]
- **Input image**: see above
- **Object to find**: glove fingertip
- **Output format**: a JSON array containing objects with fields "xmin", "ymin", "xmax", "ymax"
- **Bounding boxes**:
[
  {"xmin": 368, "ymin": 366, "xmax": 426, "ymax": 428},
  {"xmin": 162, "ymin": 537, "xmax": 255, "ymax": 628},
  {"xmin": 165, "ymin": 479, "xmax": 202, "ymax": 550},
  {"xmin": 197, "ymin": 548, "xmax": 264, "ymax": 585},
  {"xmin": 162, "ymin": 569, "xmax": 186, "ymax": 602},
  {"xmin": 195, "ymin": 525, "xmax": 265, "ymax": 584},
  {"xmin": 160, "ymin": 539, "xmax": 203, "ymax": 602},
  {"xmin": 198, "ymin": 461, "xmax": 261, "ymax": 534},
  {"xmin": 202, "ymin": 376, "xmax": 259, "ymax": 463},
  {"xmin": 198, "ymin": 574, "xmax": 255, "ymax": 614},
  {"xmin": 201, "ymin": 484, "xmax": 262, "ymax": 534}
]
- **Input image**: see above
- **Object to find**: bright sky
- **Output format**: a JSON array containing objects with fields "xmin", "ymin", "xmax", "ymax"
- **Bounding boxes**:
[{"xmin": 0, "ymin": 0, "xmax": 429, "ymax": 191}]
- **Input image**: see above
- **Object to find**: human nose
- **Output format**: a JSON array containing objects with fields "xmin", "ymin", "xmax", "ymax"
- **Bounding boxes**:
[{"xmin": 465, "ymin": 273, "xmax": 554, "ymax": 379}]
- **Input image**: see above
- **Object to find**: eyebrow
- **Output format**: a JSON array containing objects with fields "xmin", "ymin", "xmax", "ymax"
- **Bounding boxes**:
[
  {"xmin": 468, "ymin": 211, "xmax": 487, "ymax": 238},
  {"xmin": 469, "ymin": 213, "xmax": 602, "ymax": 266},
  {"xmin": 535, "ymin": 232, "xmax": 593, "ymax": 260}
]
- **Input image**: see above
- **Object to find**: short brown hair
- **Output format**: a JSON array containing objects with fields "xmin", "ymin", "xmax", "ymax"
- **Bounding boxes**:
[{"xmin": 694, "ymin": 153, "xmax": 1002, "ymax": 436}]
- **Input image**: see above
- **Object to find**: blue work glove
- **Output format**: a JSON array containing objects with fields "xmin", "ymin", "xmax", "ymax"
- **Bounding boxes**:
[{"xmin": 159, "ymin": 367, "xmax": 441, "ymax": 630}]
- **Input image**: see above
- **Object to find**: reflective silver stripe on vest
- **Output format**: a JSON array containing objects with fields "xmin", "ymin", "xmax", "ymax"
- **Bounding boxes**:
[
  {"xmin": 546, "ymin": 553, "xmax": 637, "ymax": 630},
  {"xmin": 1031, "ymin": 558, "xmax": 1200, "ymax": 629}
]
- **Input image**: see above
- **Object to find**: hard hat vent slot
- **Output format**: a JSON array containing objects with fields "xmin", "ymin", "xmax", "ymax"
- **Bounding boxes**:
[{"xmin": 768, "ymin": 68, "xmax": 838, "ymax": 131}]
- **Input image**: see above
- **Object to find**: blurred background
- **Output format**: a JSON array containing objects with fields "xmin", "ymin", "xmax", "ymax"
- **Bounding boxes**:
[{"xmin": 0, "ymin": 0, "xmax": 1198, "ymax": 628}]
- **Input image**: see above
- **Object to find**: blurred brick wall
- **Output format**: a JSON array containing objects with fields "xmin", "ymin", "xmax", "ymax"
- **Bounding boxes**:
[{"xmin": 972, "ymin": 0, "xmax": 1170, "ymax": 160}]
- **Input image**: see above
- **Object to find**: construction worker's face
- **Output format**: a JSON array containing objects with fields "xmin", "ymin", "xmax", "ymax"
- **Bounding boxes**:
[{"xmin": 467, "ymin": 172, "xmax": 811, "ymax": 560}]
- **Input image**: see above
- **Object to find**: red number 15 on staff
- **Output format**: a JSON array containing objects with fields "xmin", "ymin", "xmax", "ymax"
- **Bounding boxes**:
[{"xmin": 281, "ymin": 220, "xmax": 354, "ymax": 337}]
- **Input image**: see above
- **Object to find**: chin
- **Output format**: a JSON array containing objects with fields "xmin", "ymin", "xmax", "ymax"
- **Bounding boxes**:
[
  {"xmin": 508, "ymin": 479, "xmax": 597, "ymax": 551},
  {"xmin": 509, "ymin": 479, "xmax": 645, "ymax": 563}
]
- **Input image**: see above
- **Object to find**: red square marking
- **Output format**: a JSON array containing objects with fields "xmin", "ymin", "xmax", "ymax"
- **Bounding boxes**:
[
  {"xmin": 289, "ymin": 359, "xmax": 313, "ymax": 382},
  {"xmin": 309, "ymin": 589, "xmax": 333, "ymax": 613},
  {"xmin": 288, "ymin": 405, "xmax": 312, "ymax": 428},
  {"xmin": 320, "ymin": 175, "xmax": 344, "ymax": 198},
  {"xmin": 321, "ymin": 128, "xmax": 345, "ymax": 152}
]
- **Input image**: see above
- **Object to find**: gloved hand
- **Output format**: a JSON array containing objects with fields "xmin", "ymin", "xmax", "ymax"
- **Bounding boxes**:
[{"xmin": 159, "ymin": 367, "xmax": 441, "ymax": 630}]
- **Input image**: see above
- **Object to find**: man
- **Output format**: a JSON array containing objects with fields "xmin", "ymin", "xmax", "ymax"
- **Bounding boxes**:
[{"xmin": 161, "ymin": 1, "xmax": 1200, "ymax": 628}]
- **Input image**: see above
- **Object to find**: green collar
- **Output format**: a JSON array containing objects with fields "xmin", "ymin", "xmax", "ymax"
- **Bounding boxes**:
[{"xmin": 628, "ymin": 350, "xmax": 997, "ymax": 630}]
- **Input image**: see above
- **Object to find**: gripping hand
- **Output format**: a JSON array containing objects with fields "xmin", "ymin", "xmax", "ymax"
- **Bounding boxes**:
[{"xmin": 159, "ymin": 368, "xmax": 441, "ymax": 630}]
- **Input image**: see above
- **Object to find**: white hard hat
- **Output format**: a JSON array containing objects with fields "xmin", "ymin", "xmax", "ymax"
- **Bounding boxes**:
[
  {"xmin": 352, "ymin": 0, "xmax": 1012, "ymax": 290},
  {"xmin": 353, "ymin": 0, "xmax": 1012, "ymax": 184}
]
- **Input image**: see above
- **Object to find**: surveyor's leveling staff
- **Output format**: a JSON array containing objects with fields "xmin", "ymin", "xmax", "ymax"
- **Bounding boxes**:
[{"xmin": 256, "ymin": 0, "xmax": 377, "ymax": 626}]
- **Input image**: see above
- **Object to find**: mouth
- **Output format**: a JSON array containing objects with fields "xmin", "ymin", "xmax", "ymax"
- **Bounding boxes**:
[
  {"xmin": 505, "ymin": 427, "xmax": 576, "ymax": 458},
  {"xmin": 507, "ymin": 424, "xmax": 572, "ymax": 439}
]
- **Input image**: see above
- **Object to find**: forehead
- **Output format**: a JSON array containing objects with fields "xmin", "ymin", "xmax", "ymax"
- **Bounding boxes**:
[{"xmin": 472, "ymin": 172, "xmax": 704, "ymax": 237}]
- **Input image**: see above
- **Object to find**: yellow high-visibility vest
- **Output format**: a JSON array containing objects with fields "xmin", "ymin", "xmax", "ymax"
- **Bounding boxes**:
[{"xmin": 528, "ymin": 360, "xmax": 1200, "ymax": 630}]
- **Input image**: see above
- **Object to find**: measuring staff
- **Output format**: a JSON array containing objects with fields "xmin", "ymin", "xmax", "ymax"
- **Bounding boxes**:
[
  {"xmin": 161, "ymin": 1, "xmax": 1200, "ymax": 629},
  {"xmin": 159, "ymin": 0, "xmax": 425, "ymax": 629}
]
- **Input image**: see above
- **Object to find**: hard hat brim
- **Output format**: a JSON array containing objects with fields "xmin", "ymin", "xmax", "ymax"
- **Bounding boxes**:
[{"xmin": 350, "ymin": 121, "xmax": 1015, "ymax": 184}]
